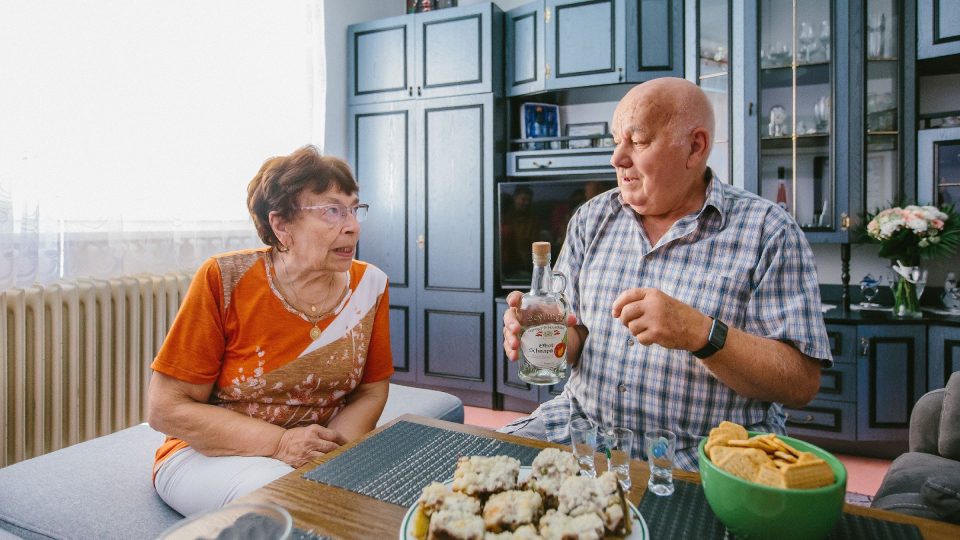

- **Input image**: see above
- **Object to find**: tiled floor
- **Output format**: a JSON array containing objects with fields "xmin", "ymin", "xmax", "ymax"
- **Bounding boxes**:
[{"xmin": 464, "ymin": 406, "xmax": 891, "ymax": 497}]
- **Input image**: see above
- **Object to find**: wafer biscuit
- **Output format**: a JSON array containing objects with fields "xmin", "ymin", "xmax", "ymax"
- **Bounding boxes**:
[{"xmin": 704, "ymin": 421, "xmax": 835, "ymax": 489}]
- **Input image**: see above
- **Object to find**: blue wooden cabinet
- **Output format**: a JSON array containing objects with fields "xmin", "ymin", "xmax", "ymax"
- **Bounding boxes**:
[
  {"xmin": 919, "ymin": 0, "xmax": 960, "ymax": 59},
  {"xmin": 505, "ymin": 0, "xmax": 682, "ymax": 96},
  {"xmin": 928, "ymin": 324, "xmax": 960, "ymax": 390},
  {"xmin": 350, "ymin": 93, "xmax": 502, "ymax": 404},
  {"xmin": 348, "ymin": 2, "xmax": 503, "ymax": 105},
  {"xmin": 736, "ymin": 0, "xmax": 916, "ymax": 244},
  {"xmin": 786, "ymin": 323, "xmax": 932, "ymax": 449}
]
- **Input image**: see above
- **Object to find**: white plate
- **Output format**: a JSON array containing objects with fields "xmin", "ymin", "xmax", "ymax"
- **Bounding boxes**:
[{"xmin": 398, "ymin": 466, "xmax": 649, "ymax": 539}]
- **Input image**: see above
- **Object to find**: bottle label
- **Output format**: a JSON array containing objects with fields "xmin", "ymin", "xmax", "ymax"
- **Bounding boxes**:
[{"xmin": 520, "ymin": 324, "xmax": 567, "ymax": 368}]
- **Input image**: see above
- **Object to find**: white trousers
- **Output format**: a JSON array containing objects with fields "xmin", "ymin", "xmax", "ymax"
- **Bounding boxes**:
[{"xmin": 154, "ymin": 447, "xmax": 294, "ymax": 516}]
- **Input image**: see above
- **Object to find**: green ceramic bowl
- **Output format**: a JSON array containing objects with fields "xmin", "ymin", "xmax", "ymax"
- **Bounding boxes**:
[{"xmin": 698, "ymin": 431, "xmax": 847, "ymax": 540}]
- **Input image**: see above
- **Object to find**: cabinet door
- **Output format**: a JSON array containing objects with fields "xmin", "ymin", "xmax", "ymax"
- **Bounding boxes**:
[
  {"xmin": 415, "ymin": 3, "xmax": 502, "ymax": 100},
  {"xmin": 350, "ymin": 101, "xmax": 418, "ymax": 382},
  {"xmin": 496, "ymin": 300, "xmax": 541, "ymax": 401},
  {"xmin": 918, "ymin": 0, "xmax": 960, "ymax": 59},
  {"xmin": 784, "ymin": 399, "xmax": 856, "ymax": 441},
  {"xmin": 928, "ymin": 325, "xmax": 960, "ymax": 391},
  {"xmin": 856, "ymin": 324, "xmax": 927, "ymax": 441},
  {"xmin": 415, "ymin": 94, "xmax": 496, "ymax": 393},
  {"xmin": 545, "ymin": 0, "xmax": 626, "ymax": 89},
  {"xmin": 625, "ymin": 0, "xmax": 684, "ymax": 81},
  {"xmin": 348, "ymin": 15, "xmax": 416, "ymax": 105},
  {"xmin": 506, "ymin": 1, "xmax": 546, "ymax": 96}
]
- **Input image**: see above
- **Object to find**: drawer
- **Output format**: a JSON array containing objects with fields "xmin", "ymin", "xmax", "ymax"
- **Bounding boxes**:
[
  {"xmin": 825, "ymin": 324, "xmax": 856, "ymax": 364},
  {"xmin": 816, "ymin": 363, "xmax": 856, "ymax": 402},
  {"xmin": 507, "ymin": 149, "xmax": 613, "ymax": 176},
  {"xmin": 783, "ymin": 400, "xmax": 856, "ymax": 441}
]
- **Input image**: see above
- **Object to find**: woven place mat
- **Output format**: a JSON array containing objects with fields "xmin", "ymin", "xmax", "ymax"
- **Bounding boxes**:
[
  {"xmin": 290, "ymin": 527, "xmax": 332, "ymax": 540},
  {"xmin": 638, "ymin": 480, "xmax": 922, "ymax": 540},
  {"xmin": 302, "ymin": 421, "xmax": 541, "ymax": 507}
]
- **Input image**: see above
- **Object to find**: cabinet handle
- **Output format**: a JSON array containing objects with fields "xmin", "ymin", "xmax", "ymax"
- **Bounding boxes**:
[
  {"xmin": 408, "ymin": 87, "xmax": 413, "ymax": 96},
  {"xmin": 417, "ymin": 234, "xmax": 425, "ymax": 249},
  {"xmin": 417, "ymin": 86, "xmax": 422, "ymax": 96},
  {"xmin": 545, "ymin": 64, "xmax": 551, "ymax": 79},
  {"xmin": 618, "ymin": 67, "xmax": 623, "ymax": 82},
  {"xmin": 859, "ymin": 337, "xmax": 870, "ymax": 357},
  {"xmin": 785, "ymin": 412, "xmax": 816, "ymax": 424},
  {"xmin": 532, "ymin": 160, "xmax": 552, "ymax": 169},
  {"xmin": 748, "ymin": 102, "xmax": 754, "ymax": 116}
]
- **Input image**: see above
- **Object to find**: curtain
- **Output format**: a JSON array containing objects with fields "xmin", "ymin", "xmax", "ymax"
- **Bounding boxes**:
[{"xmin": 0, "ymin": 0, "xmax": 326, "ymax": 289}]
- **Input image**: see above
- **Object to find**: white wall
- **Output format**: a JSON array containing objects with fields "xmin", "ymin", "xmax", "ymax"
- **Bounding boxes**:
[
  {"xmin": 0, "ymin": 0, "xmax": 324, "ymax": 228},
  {"xmin": 322, "ymin": 0, "xmax": 404, "ymax": 161}
]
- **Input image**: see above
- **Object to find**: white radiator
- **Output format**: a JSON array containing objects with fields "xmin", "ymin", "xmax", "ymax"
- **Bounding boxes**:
[{"xmin": 0, "ymin": 272, "xmax": 193, "ymax": 468}]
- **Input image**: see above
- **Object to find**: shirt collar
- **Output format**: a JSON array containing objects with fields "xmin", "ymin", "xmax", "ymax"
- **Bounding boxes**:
[{"xmin": 698, "ymin": 167, "xmax": 727, "ymax": 228}]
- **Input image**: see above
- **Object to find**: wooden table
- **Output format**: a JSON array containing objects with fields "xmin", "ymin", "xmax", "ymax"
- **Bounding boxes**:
[{"xmin": 237, "ymin": 414, "xmax": 960, "ymax": 539}]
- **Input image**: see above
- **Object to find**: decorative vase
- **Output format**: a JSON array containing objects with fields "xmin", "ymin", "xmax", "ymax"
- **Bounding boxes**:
[{"xmin": 891, "ymin": 263, "xmax": 927, "ymax": 319}]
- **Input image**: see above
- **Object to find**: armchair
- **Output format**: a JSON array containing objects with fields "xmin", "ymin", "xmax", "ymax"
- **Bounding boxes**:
[{"xmin": 871, "ymin": 371, "xmax": 960, "ymax": 524}]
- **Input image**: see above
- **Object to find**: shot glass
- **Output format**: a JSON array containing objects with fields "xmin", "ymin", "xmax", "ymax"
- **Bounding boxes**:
[
  {"xmin": 644, "ymin": 429, "xmax": 676, "ymax": 496},
  {"xmin": 569, "ymin": 417, "xmax": 598, "ymax": 477},
  {"xmin": 603, "ymin": 427, "xmax": 635, "ymax": 491}
]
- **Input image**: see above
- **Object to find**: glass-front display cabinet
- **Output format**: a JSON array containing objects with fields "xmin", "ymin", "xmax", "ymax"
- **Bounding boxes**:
[
  {"xmin": 689, "ymin": 0, "xmax": 732, "ymax": 183},
  {"xmin": 751, "ymin": 0, "xmax": 914, "ymax": 243},
  {"xmin": 756, "ymin": 0, "xmax": 838, "ymax": 238},
  {"xmin": 863, "ymin": 0, "xmax": 906, "ymax": 214}
]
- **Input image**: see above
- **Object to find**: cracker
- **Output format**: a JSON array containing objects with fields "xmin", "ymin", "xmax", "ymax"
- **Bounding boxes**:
[{"xmin": 780, "ymin": 460, "xmax": 834, "ymax": 489}]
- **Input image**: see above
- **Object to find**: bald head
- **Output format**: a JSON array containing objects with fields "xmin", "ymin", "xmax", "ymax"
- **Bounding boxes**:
[{"xmin": 612, "ymin": 77, "xmax": 715, "ymax": 150}]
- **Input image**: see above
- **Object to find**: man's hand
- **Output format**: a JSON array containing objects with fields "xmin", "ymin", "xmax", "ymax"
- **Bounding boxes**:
[
  {"xmin": 272, "ymin": 425, "xmax": 346, "ymax": 468},
  {"xmin": 502, "ymin": 290, "xmax": 578, "ymax": 361},
  {"xmin": 611, "ymin": 288, "xmax": 712, "ymax": 351}
]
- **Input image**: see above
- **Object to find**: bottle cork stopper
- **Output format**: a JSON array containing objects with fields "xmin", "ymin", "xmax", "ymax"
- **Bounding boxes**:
[{"xmin": 532, "ymin": 242, "xmax": 551, "ymax": 265}]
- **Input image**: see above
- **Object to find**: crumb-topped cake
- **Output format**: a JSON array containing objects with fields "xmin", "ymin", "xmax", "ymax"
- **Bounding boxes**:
[
  {"xmin": 557, "ymin": 472, "xmax": 628, "ymax": 536},
  {"xmin": 524, "ymin": 448, "xmax": 579, "ymax": 509},
  {"xmin": 538, "ymin": 510, "xmax": 605, "ymax": 540},
  {"xmin": 452, "ymin": 456, "xmax": 521, "ymax": 497},
  {"xmin": 410, "ymin": 449, "xmax": 632, "ymax": 540},
  {"xmin": 482, "ymin": 490, "xmax": 543, "ymax": 532}
]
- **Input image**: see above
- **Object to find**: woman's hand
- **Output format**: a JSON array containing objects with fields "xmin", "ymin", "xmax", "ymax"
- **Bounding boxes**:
[{"xmin": 272, "ymin": 425, "xmax": 347, "ymax": 468}]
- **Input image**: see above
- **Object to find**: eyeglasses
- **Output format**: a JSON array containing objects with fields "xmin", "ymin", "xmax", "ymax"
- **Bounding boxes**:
[{"xmin": 299, "ymin": 203, "xmax": 369, "ymax": 225}]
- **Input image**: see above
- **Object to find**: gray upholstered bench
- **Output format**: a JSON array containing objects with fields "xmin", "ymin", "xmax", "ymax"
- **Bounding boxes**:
[{"xmin": 0, "ymin": 383, "xmax": 463, "ymax": 540}]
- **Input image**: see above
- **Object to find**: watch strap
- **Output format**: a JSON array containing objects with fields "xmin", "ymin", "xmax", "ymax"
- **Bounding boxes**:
[{"xmin": 692, "ymin": 317, "xmax": 728, "ymax": 359}]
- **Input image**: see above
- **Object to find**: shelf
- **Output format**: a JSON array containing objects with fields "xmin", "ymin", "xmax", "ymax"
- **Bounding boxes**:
[
  {"xmin": 760, "ymin": 63, "xmax": 830, "ymax": 88},
  {"xmin": 760, "ymin": 133, "xmax": 830, "ymax": 151}
]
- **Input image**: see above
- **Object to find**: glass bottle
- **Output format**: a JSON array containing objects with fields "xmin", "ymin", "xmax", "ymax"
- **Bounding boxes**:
[{"xmin": 518, "ymin": 241, "xmax": 569, "ymax": 385}]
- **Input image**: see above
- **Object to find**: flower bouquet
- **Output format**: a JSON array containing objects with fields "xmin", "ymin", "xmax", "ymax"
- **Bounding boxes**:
[{"xmin": 863, "ymin": 204, "xmax": 960, "ymax": 317}]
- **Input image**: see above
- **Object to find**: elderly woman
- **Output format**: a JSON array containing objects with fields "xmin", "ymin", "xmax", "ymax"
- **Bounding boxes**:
[{"xmin": 147, "ymin": 146, "xmax": 392, "ymax": 516}]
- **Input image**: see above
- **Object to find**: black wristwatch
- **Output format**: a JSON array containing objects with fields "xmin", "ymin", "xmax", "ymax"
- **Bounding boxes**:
[{"xmin": 692, "ymin": 317, "xmax": 728, "ymax": 359}]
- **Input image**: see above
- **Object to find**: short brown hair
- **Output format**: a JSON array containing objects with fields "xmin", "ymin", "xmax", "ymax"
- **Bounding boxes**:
[{"xmin": 247, "ymin": 145, "xmax": 358, "ymax": 248}]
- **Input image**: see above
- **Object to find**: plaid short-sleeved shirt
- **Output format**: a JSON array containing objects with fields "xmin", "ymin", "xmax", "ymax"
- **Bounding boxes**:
[{"xmin": 534, "ymin": 172, "xmax": 831, "ymax": 471}]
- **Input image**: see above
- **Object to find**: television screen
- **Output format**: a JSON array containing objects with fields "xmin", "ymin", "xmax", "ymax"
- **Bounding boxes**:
[{"xmin": 498, "ymin": 178, "xmax": 617, "ymax": 289}]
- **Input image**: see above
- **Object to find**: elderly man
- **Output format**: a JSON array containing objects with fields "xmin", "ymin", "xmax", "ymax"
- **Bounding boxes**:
[{"xmin": 500, "ymin": 77, "xmax": 831, "ymax": 470}]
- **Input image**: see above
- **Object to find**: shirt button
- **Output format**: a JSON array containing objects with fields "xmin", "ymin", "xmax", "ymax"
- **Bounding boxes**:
[
  {"xmin": 618, "ymin": 383, "xmax": 627, "ymax": 393},
  {"xmin": 626, "ymin": 338, "xmax": 634, "ymax": 347}
]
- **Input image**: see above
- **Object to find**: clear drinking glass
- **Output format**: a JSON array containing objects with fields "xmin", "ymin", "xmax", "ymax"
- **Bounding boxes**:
[
  {"xmin": 644, "ymin": 429, "xmax": 676, "ymax": 496},
  {"xmin": 818, "ymin": 20, "xmax": 831, "ymax": 60},
  {"xmin": 798, "ymin": 22, "xmax": 816, "ymax": 63},
  {"xmin": 603, "ymin": 427, "xmax": 635, "ymax": 491},
  {"xmin": 867, "ymin": 13, "xmax": 886, "ymax": 58},
  {"xmin": 570, "ymin": 418, "xmax": 598, "ymax": 478}
]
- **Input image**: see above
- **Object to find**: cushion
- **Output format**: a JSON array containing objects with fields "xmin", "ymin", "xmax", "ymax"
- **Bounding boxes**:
[
  {"xmin": 909, "ymin": 388, "xmax": 944, "ymax": 455},
  {"xmin": 871, "ymin": 492, "xmax": 943, "ymax": 521},
  {"xmin": 0, "ymin": 424, "xmax": 183, "ymax": 540},
  {"xmin": 922, "ymin": 474, "xmax": 960, "ymax": 524},
  {"xmin": 873, "ymin": 451, "xmax": 959, "ymax": 501},
  {"xmin": 939, "ymin": 372, "xmax": 960, "ymax": 460},
  {"xmin": 378, "ymin": 383, "xmax": 464, "ymax": 426}
]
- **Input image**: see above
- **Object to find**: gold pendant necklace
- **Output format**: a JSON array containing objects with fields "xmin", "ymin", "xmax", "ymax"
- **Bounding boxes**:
[{"xmin": 273, "ymin": 251, "xmax": 347, "ymax": 341}]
